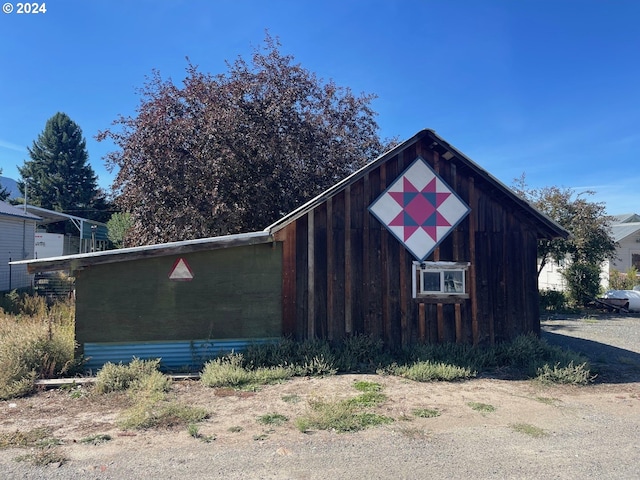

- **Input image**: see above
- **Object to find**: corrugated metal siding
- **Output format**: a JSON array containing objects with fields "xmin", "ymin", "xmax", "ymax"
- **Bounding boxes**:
[
  {"xmin": 0, "ymin": 216, "xmax": 36, "ymax": 291},
  {"xmin": 83, "ymin": 338, "xmax": 280, "ymax": 372}
]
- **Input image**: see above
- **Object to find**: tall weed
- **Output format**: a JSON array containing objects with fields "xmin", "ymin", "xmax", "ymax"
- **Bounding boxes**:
[{"xmin": 0, "ymin": 299, "xmax": 77, "ymax": 400}]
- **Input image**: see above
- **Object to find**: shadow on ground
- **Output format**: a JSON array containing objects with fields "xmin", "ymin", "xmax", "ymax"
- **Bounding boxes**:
[{"xmin": 542, "ymin": 330, "xmax": 640, "ymax": 384}]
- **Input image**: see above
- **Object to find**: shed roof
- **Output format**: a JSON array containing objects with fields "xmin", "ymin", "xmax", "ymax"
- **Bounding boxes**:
[
  {"xmin": 12, "ymin": 231, "xmax": 273, "ymax": 273},
  {"xmin": 266, "ymin": 129, "xmax": 568, "ymax": 239},
  {"xmin": 0, "ymin": 200, "xmax": 41, "ymax": 221}
]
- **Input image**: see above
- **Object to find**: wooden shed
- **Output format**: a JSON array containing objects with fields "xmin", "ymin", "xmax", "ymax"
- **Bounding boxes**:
[
  {"xmin": 16, "ymin": 129, "xmax": 567, "ymax": 369},
  {"xmin": 269, "ymin": 129, "xmax": 567, "ymax": 348}
]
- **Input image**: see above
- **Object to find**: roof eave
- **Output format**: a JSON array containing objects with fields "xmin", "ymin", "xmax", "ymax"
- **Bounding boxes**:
[
  {"xmin": 266, "ymin": 129, "xmax": 568, "ymax": 240},
  {"xmin": 12, "ymin": 231, "xmax": 274, "ymax": 274}
]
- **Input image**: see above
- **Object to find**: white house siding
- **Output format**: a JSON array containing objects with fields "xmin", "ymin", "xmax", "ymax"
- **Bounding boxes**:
[
  {"xmin": 0, "ymin": 213, "xmax": 37, "ymax": 291},
  {"xmin": 608, "ymin": 227, "xmax": 640, "ymax": 274},
  {"xmin": 539, "ymin": 219, "xmax": 640, "ymax": 292},
  {"xmin": 538, "ymin": 260, "xmax": 567, "ymax": 291}
]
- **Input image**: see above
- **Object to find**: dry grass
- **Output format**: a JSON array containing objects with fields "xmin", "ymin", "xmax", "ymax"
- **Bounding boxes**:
[{"xmin": 0, "ymin": 299, "xmax": 77, "ymax": 400}]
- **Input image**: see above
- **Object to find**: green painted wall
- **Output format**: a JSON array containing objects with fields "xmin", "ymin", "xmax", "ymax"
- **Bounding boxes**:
[{"xmin": 75, "ymin": 243, "xmax": 282, "ymax": 343}]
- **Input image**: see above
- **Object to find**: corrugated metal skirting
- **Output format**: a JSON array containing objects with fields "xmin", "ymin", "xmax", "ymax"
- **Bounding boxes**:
[{"xmin": 83, "ymin": 338, "xmax": 279, "ymax": 373}]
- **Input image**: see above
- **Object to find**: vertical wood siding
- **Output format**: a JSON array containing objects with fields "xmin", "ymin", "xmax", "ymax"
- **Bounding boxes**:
[{"xmin": 276, "ymin": 136, "xmax": 542, "ymax": 346}]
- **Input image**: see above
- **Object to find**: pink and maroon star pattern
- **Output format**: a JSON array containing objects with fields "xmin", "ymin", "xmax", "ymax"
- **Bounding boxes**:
[{"xmin": 368, "ymin": 157, "xmax": 470, "ymax": 261}]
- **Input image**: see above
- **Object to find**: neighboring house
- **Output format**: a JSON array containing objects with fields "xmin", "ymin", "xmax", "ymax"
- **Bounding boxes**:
[
  {"xmin": 603, "ymin": 213, "xmax": 640, "ymax": 278},
  {"xmin": 0, "ymin": 201, "xmax": 40, "ymax": 291},
  {"xmin": 539, "ymin": 213, "xmax": 640, "ymax": 291},
  {"xmin": 14, "ymin": 129, "xmax": 568, "ymax": 370},
  {"xmin": 24, "ymin": 205, "xmax": 109, "ymax": 255}
]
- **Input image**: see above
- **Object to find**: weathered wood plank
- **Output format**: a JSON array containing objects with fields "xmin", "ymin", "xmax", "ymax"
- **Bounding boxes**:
[
  {"xmin": 307, "ymin": 209, "xmax": 315, "ymax": 339},
  {"xmin": 468, "ymin": 177, "xmax": 479, "ymax": 345},
  {"xmin": 276, "ymin": 224, "xmax": 296, "ymax": 336},
  {"xmin": 437, "ymin": 303, "xmax": 445, "ymax": 343},
  {"xmin": 314, "ymin": 204, "xmax": 328, "ymax": 339},
  {"xmin": 418, "ymin": 302, "xmax": 426, "ymax": 342},
  {"xmin": 326, "ymin": 197, "xmax": 334, "ymax": 340},
  {"xmin": 399, "ymin": 246, "xmax": 408, "ymax": 346},
  {"xmin": 295, "ymin": 216, "xmax": 308, "ymax": 340},
  {"xmin": 344, "ymin": 185, "xmax": 352, "ymax": 334}
]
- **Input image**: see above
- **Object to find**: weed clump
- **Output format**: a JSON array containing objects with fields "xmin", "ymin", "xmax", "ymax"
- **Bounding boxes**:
[
  {"xmin": 296, "ymin": 383, "xmax": 393, "ymax": 433},
  {"xmin": 0, "ymin": 298, "xmax": 77, "ymax": 400},
  {"xmin": 536, "ymin": 361, "xmax": 595, "ymax": 385},
  {"xmin": 392, "ymin": 361, "xmax": 475, "ymax": 382},
  {"xmin": 93, "ymin": 358, "xmax": 167, "ymax": 394},
  {"xmin": 200, "ymin": 353, "xmax": 294, "ymax": 389}
]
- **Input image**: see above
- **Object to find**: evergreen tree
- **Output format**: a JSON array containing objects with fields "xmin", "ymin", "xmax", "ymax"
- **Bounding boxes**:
[
  {"xmin": 19, "ymin": 112, "xmax": 103, "ymax": 218},
  {"xmin": 0, "ymin": 169, "xmax": 9, "ymax": 201}
]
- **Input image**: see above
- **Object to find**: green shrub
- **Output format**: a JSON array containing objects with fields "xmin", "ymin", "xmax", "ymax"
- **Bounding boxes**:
[
  {"xmin": 609, "ymin": 268, "xmax": 638, "ymax": 290},
  {"xmin": 94, "ymin": 358, "xmax": 164, "ymax": 394},
  {"xmin": 539, "ymin": 289, "xmax": 567, "ymax": 312},
  {"xmin": 563, "ymin": 261, "xmax": 602, "ymax": 306},
  {"xmin": 200, "ymin": 353, "xmax": 253, "ymax": 388},
  {"xmin": 294, "ymin": 354, "xmax": 338, "ymax": 376},
  {"xmin": 209, "ymin": 333, "xmax": 591, "ymax": 387},
  {"xmin": 336, "ymin": 334, "xmax": 389, "ymax": 371}
]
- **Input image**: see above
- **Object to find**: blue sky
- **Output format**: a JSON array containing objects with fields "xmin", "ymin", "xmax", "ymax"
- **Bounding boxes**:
[{"xmin": 1, "ymin": 0, "xmax": 638, "ymax": 214}]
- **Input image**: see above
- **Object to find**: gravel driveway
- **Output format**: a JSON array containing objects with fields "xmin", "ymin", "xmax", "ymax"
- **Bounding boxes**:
[{"xmin": 1, "ymin": 313, "xmax": 639, "ymax": 480}]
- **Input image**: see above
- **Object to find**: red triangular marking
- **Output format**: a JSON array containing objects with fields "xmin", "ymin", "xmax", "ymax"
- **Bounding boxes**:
[{"xmin": 169, "ymin": 258, "xmax": 194, "ymax": 281}]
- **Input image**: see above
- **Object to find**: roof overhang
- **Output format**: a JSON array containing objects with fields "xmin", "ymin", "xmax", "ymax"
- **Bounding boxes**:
[
  {"xmin": 266, "ymin": 129, "xmax": 569, "ymax": 240},
  {"xmin": 11, "ymin": 231, "xmax": 274, "ymax": 273}
]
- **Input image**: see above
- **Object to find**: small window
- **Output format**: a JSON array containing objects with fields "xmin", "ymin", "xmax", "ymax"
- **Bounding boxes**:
[{"xmin": 413, "ymin": 262, "xmax": 469, "ymax": 297}]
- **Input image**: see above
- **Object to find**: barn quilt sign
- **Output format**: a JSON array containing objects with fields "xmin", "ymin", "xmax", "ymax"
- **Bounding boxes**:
[{"xmin": 368, "ymin": 157, "xmax": 470, "ymax": 261}]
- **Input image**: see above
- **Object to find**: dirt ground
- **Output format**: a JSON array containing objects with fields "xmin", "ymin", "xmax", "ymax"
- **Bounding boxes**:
[{"xmin": 1, "ymin": 313, "xmax": 639, "ymax": 479}]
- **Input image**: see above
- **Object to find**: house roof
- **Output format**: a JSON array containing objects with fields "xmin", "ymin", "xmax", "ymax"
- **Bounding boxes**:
[
  {"xmin": 11, "ymin": 231, "xmax": 273, "ymax": 273},
  {"xmin": 612, "ymin": 213, "xmax": 640, "ymax": 224},
  {"xmin": 0, "ymin": 200, "xmax": 41, "ymax": 221},
  {"xmin": 266, "ymin": 129, "xmax": 568, "ymax": 239},
  {"xmin": 611, "ymin": 222, "xmax": 640, "ymax": 243},
  {"xmin": 24, "ymin": 205, "xmax": 109, "ymax": 240}
]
